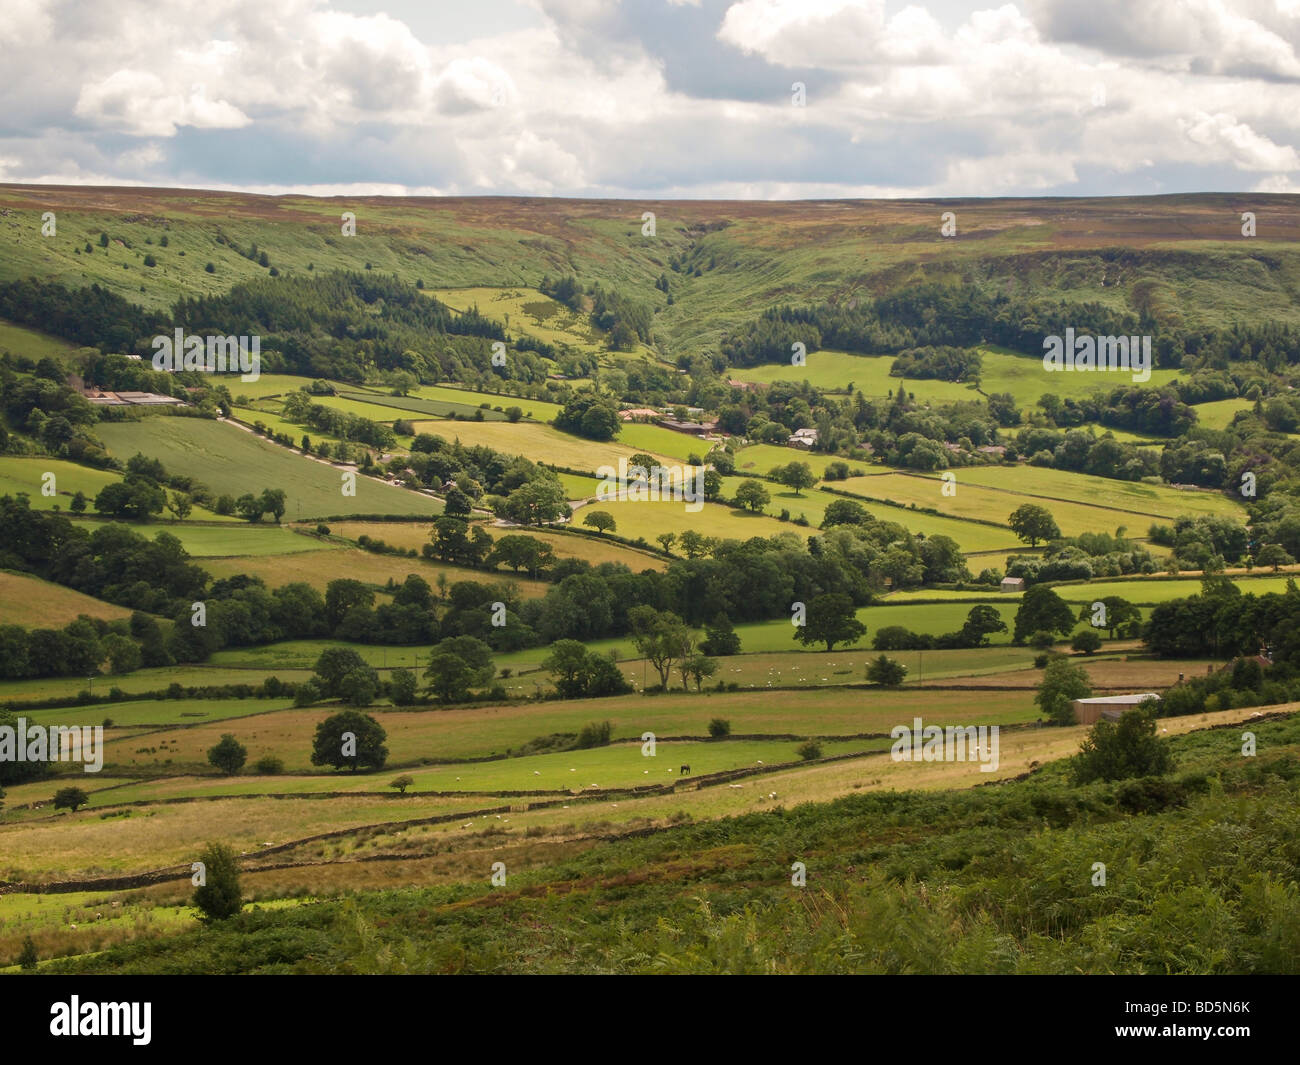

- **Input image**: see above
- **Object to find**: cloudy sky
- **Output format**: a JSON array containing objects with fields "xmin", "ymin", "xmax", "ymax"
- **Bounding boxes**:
[{"xmin": 2, "ymin": 0, "xmax": 1299, "ymax": 198}]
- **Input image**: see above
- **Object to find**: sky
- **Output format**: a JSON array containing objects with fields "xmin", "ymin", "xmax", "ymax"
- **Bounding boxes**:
[{"xmin": 1, "ymin": 0, "xmax": 1299, "ymax": 199}]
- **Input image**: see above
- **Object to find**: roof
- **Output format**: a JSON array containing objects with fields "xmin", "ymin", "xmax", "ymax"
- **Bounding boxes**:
[
  {"xmin": 1073, "ymin": 693, "xmax": 1162, "ymax": 705},
  {"xmin": 1000, "ymin": 576, "xmax": 1024, "ymax": 585}
]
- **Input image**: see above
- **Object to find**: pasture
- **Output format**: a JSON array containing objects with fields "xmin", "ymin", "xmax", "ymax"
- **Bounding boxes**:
[
  {"xmin": 93, "ymin": 417, "xmax": 445, "ymax": 519},
  {"xmin": 941, "ymin": 465, "xmax": 1243, "ymax": 522}
]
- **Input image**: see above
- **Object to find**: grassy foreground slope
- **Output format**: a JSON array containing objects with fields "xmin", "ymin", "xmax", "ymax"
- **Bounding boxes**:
[{"xmin": 35, "ymin": 712, "xmax": 1300, "ymax": 974}]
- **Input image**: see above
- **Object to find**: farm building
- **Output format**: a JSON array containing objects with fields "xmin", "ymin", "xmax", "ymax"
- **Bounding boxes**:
[
  {"xmin": 1000, "ymin": 576, "xmax": 1024, "ymax": 592},
  {"xmin": 659, "ymin": 417, "xmax": 718, "ymax": 436},
  {"xmin": 1070, "ymin": 693, "xmax": 1161, "ymax": 726},
  {"xmin": 619, "ymin": 408, "xmax": 660, "ymax": 422},
  {"xmin": 788, "ymin": 427, "xmax": 819, "ymax": 448}
]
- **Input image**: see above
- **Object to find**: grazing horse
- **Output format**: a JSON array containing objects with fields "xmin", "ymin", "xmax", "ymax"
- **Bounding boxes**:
[{"xmin": 679, "ymin": 764, "xmax": 691, "ymax": 775}]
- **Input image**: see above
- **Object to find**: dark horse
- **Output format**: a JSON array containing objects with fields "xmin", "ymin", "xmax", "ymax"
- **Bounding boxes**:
[{"xmin": 679, "ymin": 764, "xmax": 691, "ymax": 775}]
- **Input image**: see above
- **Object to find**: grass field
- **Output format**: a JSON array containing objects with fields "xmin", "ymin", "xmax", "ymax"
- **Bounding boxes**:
[
  {"xmin": 836, "ymin": 471, "xmax": 1152, "ymax": 537},
  {"xmin": 0, "ymin": 319, "xmax": 81, "ymax": 364},
  {"xmin": 0, "ymin": 666, "xmax": 315, "ymax": 705},
  {"xmin": 0, "ymin": 457, "xmax": 122, "ymax": 509},
  {"xmin": 20, "ymin": 697, "xmax": 296, "ymax": 729},
  {"xmin": 0, "ymin": 571, "xmax": 134, "ymax": 626},
  {"xmin": 1190, "ymin": 397, "xmax": 1254, "ymax": 430},
  {"xmin": 202, "ymin": 545, "xmax": 549, "ymax": 597},
  {"xmin": 936, "ymin": 465, "xmax": 1244, "ymax": 522},
  {"xmin": 408, "ymin": 419, "xmax": 679, "ymax": 471},
  {"xmin": 727, "ymin": 347, "xmax": 1182, "ymax": 408},
  {"xmin": 729, "ymin": 482, "xmax": 1025, "ymax": 552},
  {"xmin": 733, "ymin": 444, "xmax": 868, "ymax": 477},
  {"xmin": 93, "ymin": 417, "xmax": 444, "ymax": 519}
]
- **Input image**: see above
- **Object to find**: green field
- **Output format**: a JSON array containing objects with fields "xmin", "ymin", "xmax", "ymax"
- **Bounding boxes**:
[
  {"xmin": 836, "ymin": 471, "xmax": 1155, "ymax": 537},
  {"xmin": 1190, "ymin": 397, "xmax": 1254, "ymax": 430},
  {"xmin": 93, "ymin": 417, "xmax": 445, "ymax": 519},
  {"xmin": 938, "ymin": 465, "xmax": 1244, "ymax": 522},
  {"xmin": 728, "ymin": 346, "xmax": 1182, "ymax": 408},
  {"xmin": 411, "ymin": 419, "xmax": 679, "ymax": 471},
  {"xmin": 0, "ymin": 319, "xmax": 81, "ymax": 364}
]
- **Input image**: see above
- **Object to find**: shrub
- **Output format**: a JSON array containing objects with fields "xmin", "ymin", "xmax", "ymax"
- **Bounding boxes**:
[
  {"xmin": 797, "ymin": 740, "xmax": 823, "ymax": 761},
  {"xmin": 255, "ymin": 755, "xmax": 285, "ymax": 775},
  {"xmin": 18, "ymin": 936, "xmax": 38, "ymax": 970},
  {"xmin": 192, "ymin": 841, "xmax": 243, "ymax": 920},
  {"xmin": 708, "ymin": 717, "xmax": 731, "ymax": 738},
  {"xmin": 576, "ymin": 720, "xmax": 612, "ymax": 749}
]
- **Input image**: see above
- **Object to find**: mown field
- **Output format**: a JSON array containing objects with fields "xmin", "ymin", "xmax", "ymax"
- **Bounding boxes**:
[
  {"xmin": 939, "ymin": 465, "xmax": 1244, "ymax": 522},
  {"xmin": 0, "ymin": 571, "xmax": 134, "ymax": 625},
  {"xmin": 94, "ymin": 417, "xmax": 445, "ymax": 519}
]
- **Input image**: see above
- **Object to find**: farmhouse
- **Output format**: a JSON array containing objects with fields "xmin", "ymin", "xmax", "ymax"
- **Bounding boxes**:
[
  {"xmin": 1000, "ymin": 576, "xmax": 1024, "ymax": 592},
  {"xmin": 1070, "ymin": 693, "xmax": 1161, "ymax": 726},
  {"xmin": 788, "ymin": 427, "xmax": 819, "ymax": 449},
  {"xmin": 619, "ymin": 408, "xmax": 660, "ymax": 422}
]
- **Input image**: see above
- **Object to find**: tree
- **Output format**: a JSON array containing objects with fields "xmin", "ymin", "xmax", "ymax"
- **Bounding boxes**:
[
  {"xmin": 1035, "ymin": 656, "xmax": 1093, "ymax": 725},
  {"xmin": 684, "ymin": 653, "xmax": 718, "ymax": 691},
  {"xmin": 794, "ymin": 593, "xmax": 866, "ymax": 652},
  {"xmin": 628, "ymin": 605, "xmax": 691, "ymax": 689},
  {"xmin": 679, "ymin": 529, "xmax": 711, "ymax": 558},
  {"xmin": 389, "ymin": 667, "xmax": 418, "ymax": 706},
  {"xmin": 503, "ymin": 479, "xmax": 568, "ymax": 525},
  {"xmin": 708, "ymin": 718, "xmax": 731, "ymax": 738},
  {"xmin": 69, "ymin": 490, "xmax": 87, "ymax": 514},
  {"xmin": 1071, "ymin": 629, "xmax": 1103, "ymax": 655},
  {"xmin": 53, "ymin": 786, "xmax": 89, "ymax": 813},
  {"xmin": 311, "ymin": 709, "xmax": 389, "ymax": 771},
  {"xmin": 93, "ymin": 480, "xmax": 165, "ymax": 521},
  {"xmin": 554, "ymin": 395, "xmax": 621, "ymax": 441},
  {"xmin": 1008, "ymin": 504, "xmax": 1061, "ymax": 547},
  {"xmin": 166, "ymin": 492, "xmax": 192, "ymax": 521},
  {"xmin": 1013, "ymin": 585, "xmax": 1076, "ymax": 644},
  {"xmin": 733, "ymin": 479, "xmax": 770, "ymax": 513},
  {"xmin": 822, "ymin": 499, "xmax": 871, "ymax": 528},
  {"xmin": 773, "ymin": 461, "xmax": 816, "ymax": 495},
  {"xmin": 443, "ymin": 486, "xmax": 472, "ymax": 518},
  {"xmin": 865, "ymin": 654, "xmax": 908, "ymax": 686},
  {"xmin": 582, "ymin": 510, "xmax": 616, "ymax": 535},
  {"xmin": 700, "ymin": 613, "xmax": 742, "ymax": 656},
  {"xmin": 255, "ymin": 487, "xmax": 285, "ymax": 523},
  {"xmin": 339, "ymin": 666, "xmax": 379, "ymax": 707},
  {"xmin": 1079, "ymin": 596, "xmax": 1142, "ymax": 639},
  {"xmin": 389, "ymin": 774, "xmax": 415, "ymax": 795},
  {"xmin": 1072, "ymin": 703, "xmax": 1173, "ymax": 783},
  {"xmin": 192, "ymin": 841, "xmax": 243, "ymax": 920},
  {"xmin": 542, "ymin": 639, "xmax": 591, "ymax": 699},
  {"xmin": 1256, "ymin": 544, "xmax": 1295, "ymax": 572},
  {"xmin": 207, "ymin": 734, "xmax": 247, "ymax": 775},
  {"xmin": 425, "ymin": 652, "xmax": 474, "ymax": 703},
  {"xmin": 959, "ymin": 604, "xmax": 1007, "ymax": 646},
  {"xmin": 235, "ymin": 493, "xmax": 265, "ymax": 522},
  {"xmin": 313, "ymin": 646, "xmax": 370, "ymax": 695},
  {"xmin": 656, "ymin": 532, "xmax": 677, "ymax": 554}
]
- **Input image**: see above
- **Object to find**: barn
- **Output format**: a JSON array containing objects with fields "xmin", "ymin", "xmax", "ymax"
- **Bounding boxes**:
[{"xmin": 1070, "ymin": 693, "xmax": 1161, "ymax": 726}]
